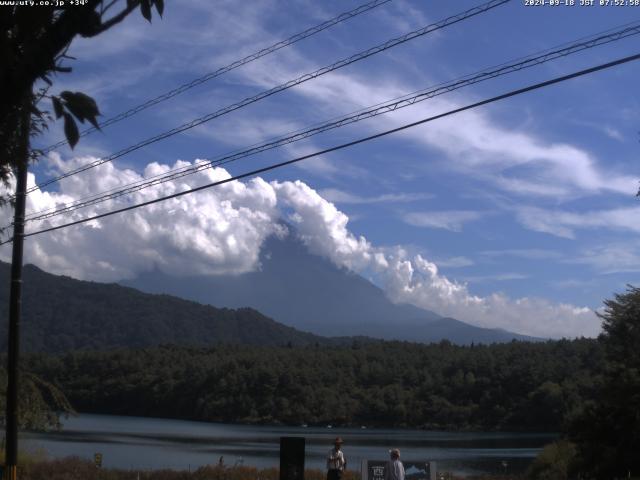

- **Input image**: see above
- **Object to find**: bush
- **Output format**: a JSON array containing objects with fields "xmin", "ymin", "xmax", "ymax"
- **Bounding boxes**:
[{"xmin": 526, "ymin": 440, "xmax": 577, "ymax": 480}]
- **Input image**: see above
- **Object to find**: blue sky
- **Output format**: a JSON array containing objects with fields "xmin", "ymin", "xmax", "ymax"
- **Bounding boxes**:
[{"xmin": 2, "ymin": 0, "xmax": 640, "ymax": 338}]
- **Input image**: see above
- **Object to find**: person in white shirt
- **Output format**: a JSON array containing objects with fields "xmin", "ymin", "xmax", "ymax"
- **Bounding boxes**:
[
  {"xmin": 326, "ymin": 437, "xmax": 347, "ymax": 480},
  {"xmin": 384, "ymin": 448, "xmax": 405, "ymax": 480}
]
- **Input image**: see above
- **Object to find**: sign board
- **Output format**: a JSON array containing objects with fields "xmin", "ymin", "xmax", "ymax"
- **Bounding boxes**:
[
  {"xmin": 280, "ymin": 437, "xmax": 305, "ymax": 480},
  {"xmin": 361, "ymin": 460, "xmax": 436, "ymax": 480},
  {"xmin": 94, "ymin": 452, "xmax": 103, "ymax": 468}
]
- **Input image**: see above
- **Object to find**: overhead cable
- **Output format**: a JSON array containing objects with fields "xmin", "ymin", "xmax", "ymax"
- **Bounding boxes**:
[
  {"xmin": 2, "ymin": 50, "xmax": 637, "ymax": 245},
  {"xmin": 22, "ymin": 21, "xmax": 640, "ymax": 223},
  {"xmin": 28, "ymin": 0, "xmax": 511, "ymax": 194},
  {"xmin": 39, "ymin": 0, "xmax": 392, "ymax": 154}
]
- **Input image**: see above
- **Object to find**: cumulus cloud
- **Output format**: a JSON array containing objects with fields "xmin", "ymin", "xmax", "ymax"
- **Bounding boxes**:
[
  {"xmin": 0, "ymin": 155, "xmax": 600, "ymax": 338},
  {"xmin": 1, "ymin": 154, "xmax": 283, "ymax": 281},
  {"xmin": 383, "ymin": 257, "xmax": 598, "ymax": 338}
]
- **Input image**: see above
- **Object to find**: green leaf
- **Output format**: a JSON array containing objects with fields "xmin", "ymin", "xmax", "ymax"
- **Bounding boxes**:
[
  {"xmin": 86, "ymin": 114, "xmax": 101, "ymax": 131},
  {"xmin": 153, "ymin": 0, "xmax": 164, "ymax": 17},
  {"xmin": 63, "ymin": 113, "xmax": 80, "ymax": 149},
  {"xmin": 52, "ymin": 97, "xmax": 64, "ymax": 119},
  {"xmin": 60, "ymin": 91, "xmax": 100, "ymax": 124},
  {"xmin": 140, "ymin": 0, "xmax": 152, "ymax": 22}
]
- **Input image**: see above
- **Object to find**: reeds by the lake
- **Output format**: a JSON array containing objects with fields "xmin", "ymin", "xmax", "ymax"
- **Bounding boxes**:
[
  {"xmin": 13, "ymin": 456, "xmax": 525, "ymax": 480},
  {"xmin": 16, "ymin": 458, "xmax": 365, "ymax": 480}
]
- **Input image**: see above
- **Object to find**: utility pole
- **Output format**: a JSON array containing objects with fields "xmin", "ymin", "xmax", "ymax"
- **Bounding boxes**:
[{"xmin": 4, "ymin": 98, "xmax": 30, "ymax": 480}]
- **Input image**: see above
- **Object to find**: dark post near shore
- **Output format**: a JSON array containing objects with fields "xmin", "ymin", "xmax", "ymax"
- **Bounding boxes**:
[
  {"xmin": 4, "ymin": 102, "xmax": 30, "ymax": 480},
  {"xmin": 280, "ymin": 437, "xmax": 305, "ymax": 480}
]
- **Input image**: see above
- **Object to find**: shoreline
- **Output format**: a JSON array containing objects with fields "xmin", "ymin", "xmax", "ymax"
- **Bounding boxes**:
[{"xmin": 48, "ymin": 410, "xmax": 561, "ymax": 436}]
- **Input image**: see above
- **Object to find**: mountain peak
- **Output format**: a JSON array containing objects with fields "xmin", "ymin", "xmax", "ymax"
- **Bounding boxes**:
[{"xmin": 125, "ymin": 233, "xmax": 538, "ymax": 344}]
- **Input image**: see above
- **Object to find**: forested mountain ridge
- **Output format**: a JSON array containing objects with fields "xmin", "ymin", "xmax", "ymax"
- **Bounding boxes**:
[
  {"xmin": 0, "ymin": 258, "xmax": 537, "ymax": 352},
  {"xmin": 0, "ymin": 261, "xmax": 354, "ymax": 352},
  {"xmin": 24, "ymin": 338, "xmax": 603, "ymax": 431}
]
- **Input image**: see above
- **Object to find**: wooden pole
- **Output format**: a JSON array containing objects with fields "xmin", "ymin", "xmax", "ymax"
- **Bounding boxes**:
[{"xmin": 5, "ymin": 98, "xmax": 30, "ymax": 480}]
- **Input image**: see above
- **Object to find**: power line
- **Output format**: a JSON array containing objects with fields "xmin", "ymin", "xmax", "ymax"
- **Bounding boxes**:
[
  {"xmin": 21, "ymin": 20, "xmax": 640, "ymax": 224},
  {"xmin": 27, "ymin": 0, "xmax": 511, "ymax": 194},
  {"xmin": 3, "ymin": 50, "xmax": 637, "ymax": 245},
  {"xmin": 39, "ymin": 0, "xmax": 392, "ymax": 155}
]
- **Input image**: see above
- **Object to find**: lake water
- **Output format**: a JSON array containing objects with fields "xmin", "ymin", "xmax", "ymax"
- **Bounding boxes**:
[{"xmin": 21, "ymin": 414, "xmax": 556, "ymax": 477}]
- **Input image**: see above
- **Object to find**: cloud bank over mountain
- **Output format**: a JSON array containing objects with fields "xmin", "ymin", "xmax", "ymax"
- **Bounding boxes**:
[{"xmin": 0, "ymin": 155, "xmax": 599, "ymax": 338}]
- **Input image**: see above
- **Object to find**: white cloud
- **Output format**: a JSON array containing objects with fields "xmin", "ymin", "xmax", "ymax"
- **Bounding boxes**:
[
  {"xmin": 481, "ymin": 249, "xmax": 562, "ymax": 260},
  {"xmin": 516, "ymin": 206, "xmax": 640, "ymax": 239},
  {"xmin": 435, "ymin": 256, "xmax": 475, "ymax": 268},
  {"xmin": 1, "ymin": 155, "xmax": 284, "ymax": 281},
  {"xmin": 0, "ymin": 155, "xmax": 600, "ymax": 338},
  {"xmin": 570, "ymin": 243, "xmax": 640, "ymax": 274},
  {"xmin": 403, "ymin": 210, "xmax": 485, "ymax": 232},
  {"xmin": 233, "ymin": 46, "xmax": 638, "ymax": 201},
  {"xmin": 376, "ymin": 0, "xmax": 432, "ymax": 34},
  {"xmin": 266, "ymin": 176, "xmax": 599, "ymax": 338},
  {"xmin": 56, "ymin": 0, "xmax": 638, "ymax": 217},
  {"xmin": 379, "ymin": 252, "xmax": 598, "ymax": 338},
  {"xmin": 571, "ymin": 120, "xmax": 625, "ymax": 142},
  {"xmin": 603, "ymin": 126, "xmax": 624, "ymax": 142},
  {"xmin": 320, "ymin": 188, "xmax": 432, "ymax": 204},
  {"xmin": 551, "ymin": 278, "xmax": 598, "ymax": 289},
  {"xmin": 462, "ymin": 273, "xmax": 529, "ymax": 282}
]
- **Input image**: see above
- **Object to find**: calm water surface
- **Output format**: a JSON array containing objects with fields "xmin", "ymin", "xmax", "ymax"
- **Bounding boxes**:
[{"xmin": 22, "ymin": 414, "xmax": 556, "ymax": 477}]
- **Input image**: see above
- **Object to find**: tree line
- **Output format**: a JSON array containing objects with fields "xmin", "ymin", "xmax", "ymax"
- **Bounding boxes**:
[{"xmin": 22, "ymin": 338, "xmax": 602, "ymax": 432}]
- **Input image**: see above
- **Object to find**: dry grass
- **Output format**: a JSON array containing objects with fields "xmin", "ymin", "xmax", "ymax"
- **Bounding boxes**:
[
  {"xmin": 13, "ymin": 456, "xmax": 528, "ymax": 480},
  {"xmin": 17, "ymin": 458, "xmax": 365, "ymax": 480}
]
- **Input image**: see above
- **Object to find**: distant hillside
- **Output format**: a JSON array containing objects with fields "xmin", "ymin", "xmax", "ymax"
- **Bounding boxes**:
[
  {"xmin": 126, "ymin": 233, "xmax": 540, "ymax": 344},
  {"xmin": 0, "ymin": 262, "xmax": 351, "ymax": 353}
]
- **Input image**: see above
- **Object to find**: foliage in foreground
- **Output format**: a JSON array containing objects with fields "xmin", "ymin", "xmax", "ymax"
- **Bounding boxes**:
[
  {"xmin": 17, "ymin": 459, "xmax": 363, "ymax": 480},
  {"xmin": 15, "ymin": 457, "xmax": 528, "ymax": 480},
  {"xmin": 525, "ymin": 440, "xmax": 577, "ymax": 480},
  {"xmin": 0, "ymin": 1, "xmax": 164, "ymax": 191},
  {"xmin": 0, "ymin": 368, "xmax": 74, "ymax": 431},
  {"xmin": 566, "ymin": 286, "xmax": 640, "ymax": 478},
  {"xmin": 525, "ymin": 286, "xmax": 640, "ymax": 479}
]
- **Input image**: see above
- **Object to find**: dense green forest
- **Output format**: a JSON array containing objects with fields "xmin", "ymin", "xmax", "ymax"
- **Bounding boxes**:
[
  {"xmin": 0, "ymin": 261, "xmax": 533, "ymax": 350},
  {"xmin": 24, "ymin": 338, "xmax": 602, "ymax": 431},
  {"xmin": 0, "ymin": 262, "xmax": 360, "ymax": 351}
]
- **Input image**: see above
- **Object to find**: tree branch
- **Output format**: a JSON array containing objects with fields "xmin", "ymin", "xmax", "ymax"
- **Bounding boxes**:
[
  {"xmin": 89, "ymin": 1, "xmax": 141, "ymax": 37},
  {"xmin": 101, "ymin": 0, "xmax": 120, "ymax": 16}
]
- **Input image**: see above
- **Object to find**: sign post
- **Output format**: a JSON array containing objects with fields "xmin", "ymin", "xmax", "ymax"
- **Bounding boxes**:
[
  {"xmin": 361, "ymin": 460, "xmax": 436, "ymax": 480},
  {"xmin": 280, "ymin": 437, "xmax": 305, "ymax": 480}
]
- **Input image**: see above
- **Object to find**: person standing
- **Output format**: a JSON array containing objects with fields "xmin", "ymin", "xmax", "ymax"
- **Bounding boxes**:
[
  {"xmin": 384, "ymin": 449, "xmax": 405, "ymax": 480},
  {"xmin": 326, "ymin": 437, "xmax": 347, "ymax": 480}
]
